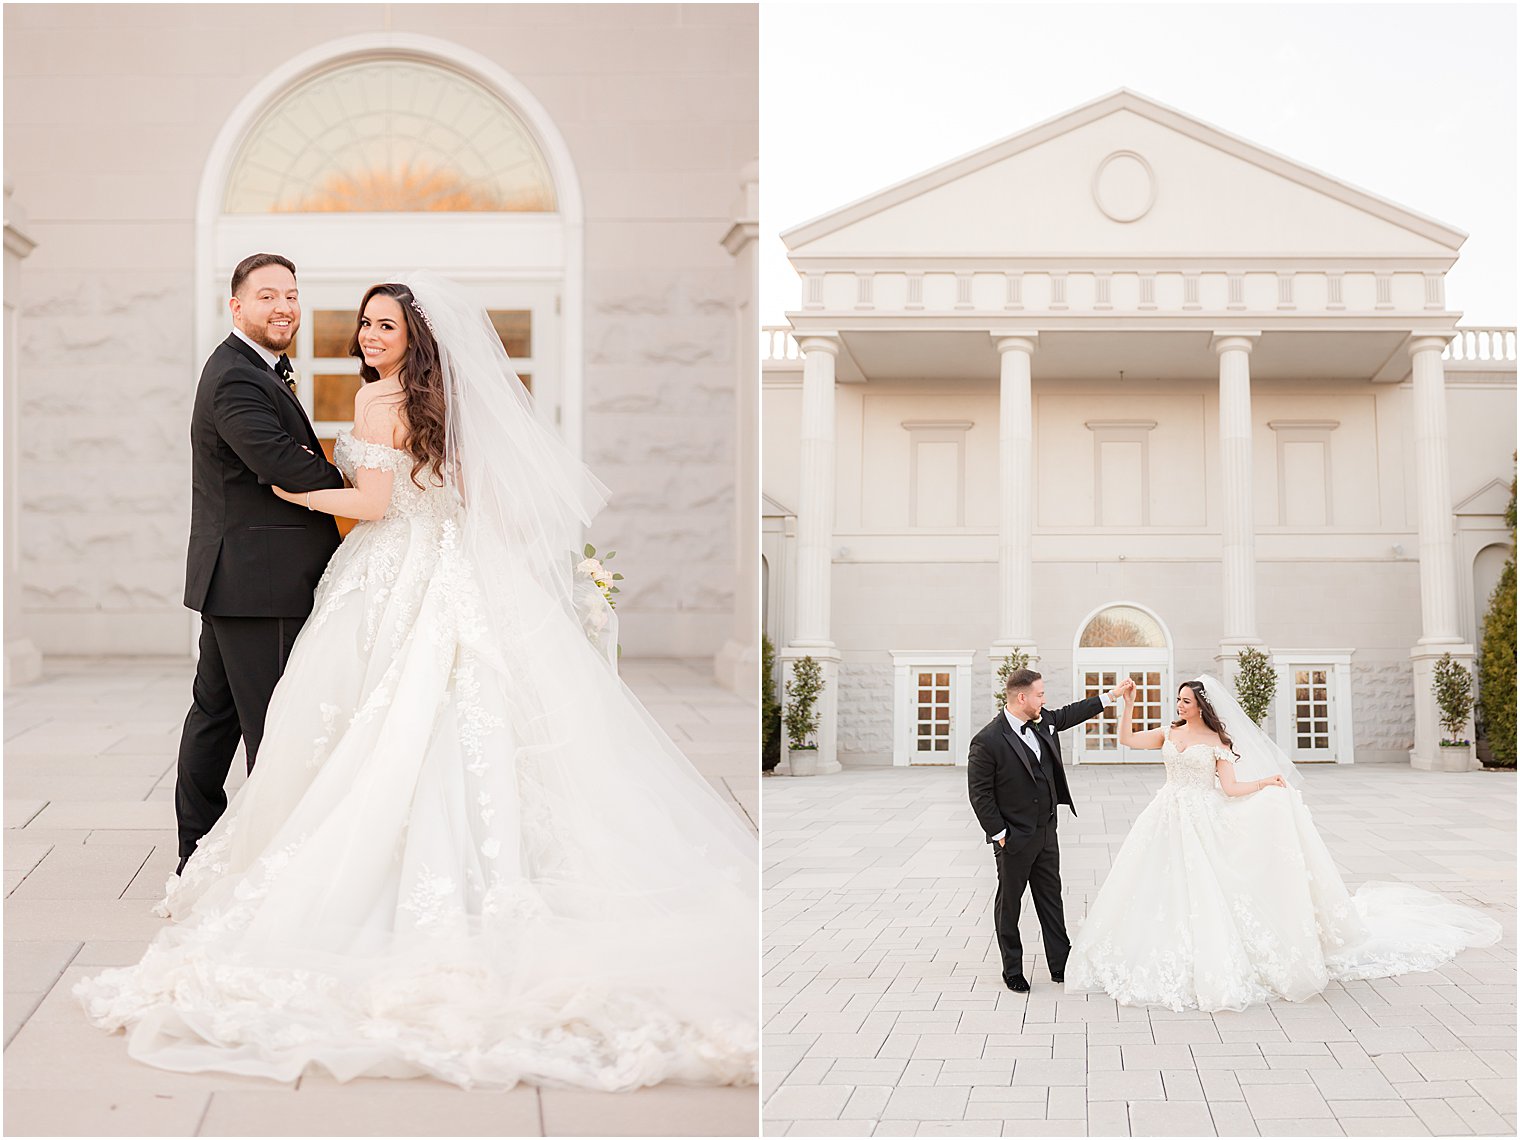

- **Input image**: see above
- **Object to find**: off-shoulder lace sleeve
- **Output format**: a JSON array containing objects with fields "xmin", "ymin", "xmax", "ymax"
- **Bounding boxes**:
[
  {"xmin": 336, "ymin": 431, "xmax": 409, "ymax": 475},
  {"xmin": 1214, "ymin": 746, "xmax": 1235, "ymax": 764}
]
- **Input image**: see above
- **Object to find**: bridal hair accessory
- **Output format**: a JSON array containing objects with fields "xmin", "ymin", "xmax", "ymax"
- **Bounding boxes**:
[{"xmin": 408, "ymin": 297, "xmax": 437, "ymax": 335}]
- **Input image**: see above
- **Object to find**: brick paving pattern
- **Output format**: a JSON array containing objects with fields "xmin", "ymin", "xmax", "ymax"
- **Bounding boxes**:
[{"xmin": 763, "ymin": 761, "xmax": 1515, "ymax": 1137}]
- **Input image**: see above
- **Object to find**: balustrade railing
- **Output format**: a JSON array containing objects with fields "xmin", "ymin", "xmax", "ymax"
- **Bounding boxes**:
[{"xmin": 1444, "ymin": 327, "xmax": 1516, "ymax": 363}]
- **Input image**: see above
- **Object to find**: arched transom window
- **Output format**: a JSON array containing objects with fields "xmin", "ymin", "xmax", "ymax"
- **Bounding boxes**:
[
  {"xmin": 223, "ymin": 58, "xmax": 557, "ymax": 214},
  {"xmin": 1078, "ymin": 604, "xmax": 1167, "ymax": 648}
]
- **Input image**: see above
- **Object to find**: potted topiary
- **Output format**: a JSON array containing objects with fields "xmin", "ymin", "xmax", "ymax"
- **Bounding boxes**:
[
  {"xmin": 1432, "ymin": 652, "xmax": 1476, "ymax": 772},
  {"xmin": 783, "ymin": 655, "xmax": 824, "ymax": 776},
  {"xmin": 1233, "ymin": 647, "xmax": 1278, "ymax": 728}
]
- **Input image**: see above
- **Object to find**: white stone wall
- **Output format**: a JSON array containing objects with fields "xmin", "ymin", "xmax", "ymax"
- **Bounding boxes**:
[
  {"xmin": 772, "ymin": 375, "xmax": 1507, "ymax": 769},
  {"xmin": 3, "ymin": 2, "xmax": 756, "ymax": 658}
]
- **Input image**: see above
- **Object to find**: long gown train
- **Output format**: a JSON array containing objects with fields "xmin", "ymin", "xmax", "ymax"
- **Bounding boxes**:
[
  {"xmin": 75, "ymin": 431, "xmax": 757, "ymax": 1089},
  {"xmin": 1063, "ymin": 730, "xmax": 1500, "ymax": 1012}
]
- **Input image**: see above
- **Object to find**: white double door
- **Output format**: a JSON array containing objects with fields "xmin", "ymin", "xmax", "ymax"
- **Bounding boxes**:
[{"xmin": 1072, "ymin": 649, "xmax": 1171, "ymax": 764}]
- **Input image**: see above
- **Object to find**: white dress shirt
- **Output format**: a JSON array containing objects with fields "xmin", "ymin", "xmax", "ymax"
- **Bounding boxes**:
[
  {"xmin": 232, "ymin": 326, "xmax": 280, "ymax": 371},
  {"xmin": 991, "ymin": 690, "xmax": 1116, "ymax": 843}
]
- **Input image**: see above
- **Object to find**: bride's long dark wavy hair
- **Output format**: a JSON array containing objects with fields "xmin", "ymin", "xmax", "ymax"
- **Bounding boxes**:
[
  {"xmin": 1173, "ymin": 680, "xmax": 1237, "ymax": 755},
  {"xmin": 348, "ymin": 283, "xmax": 447, "ymax": 489}
]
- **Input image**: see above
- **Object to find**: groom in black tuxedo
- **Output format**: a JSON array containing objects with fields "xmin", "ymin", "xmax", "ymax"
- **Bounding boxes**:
[
  {"xmin": 968, "ymin": 669, "xmax": 1130, "ymax": 991},
  {"xmin": 175, "ymin": 253, "xmax": 345, "ymax": 872}
]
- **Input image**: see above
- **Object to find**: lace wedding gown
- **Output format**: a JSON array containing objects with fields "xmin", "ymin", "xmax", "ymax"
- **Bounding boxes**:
[
  {"xmin": 1063, "ymin": 728, "xmax": 1500, "ymax": 1012},
  {"xmin": 75, "ymin": 430, "xmax": 757, "ymax": 1089}
]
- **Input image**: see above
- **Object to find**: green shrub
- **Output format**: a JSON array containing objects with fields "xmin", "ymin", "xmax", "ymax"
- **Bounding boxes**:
[
  {"xmin": 1478, "ymin": 469, "xmax": 1517, "ymax": 768},
  {"xmin": 762, "ymin": 635, "xmax": 782, "ymax": 772}
]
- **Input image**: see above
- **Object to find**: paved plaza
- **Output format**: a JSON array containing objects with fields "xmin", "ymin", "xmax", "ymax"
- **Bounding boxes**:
[
  {"xmin": 4, "ymin": 655, "xmax": 758, "ymax": 1138},
  {"xmin": 763, "ymin": 759, "xmax": 1515, "ymax": 1138}
]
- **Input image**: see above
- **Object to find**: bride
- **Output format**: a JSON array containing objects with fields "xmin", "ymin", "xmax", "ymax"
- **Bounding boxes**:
[
  {"xmin": 1063, "ymin": 675, "xmax": 1500, "ymax": 1013},
  {"xmin": 75, "ymin": 272, "xmax": 757, "ymax": 1090}
]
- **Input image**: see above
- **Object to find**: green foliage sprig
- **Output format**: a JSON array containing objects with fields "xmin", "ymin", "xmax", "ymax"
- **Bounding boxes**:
[
  {"xmin": 783, "ymin": 655, "xmax": 825, "ymax": 751},
  {"xmin": 1234, "ymin": 647, "xmax": 1278, "ymax": 727}
]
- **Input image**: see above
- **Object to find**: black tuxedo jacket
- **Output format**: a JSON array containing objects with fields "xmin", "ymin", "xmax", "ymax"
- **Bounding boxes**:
[
  {"xmin": 184, "ymin": 334, "xmax": 345, "ymax": 617},
  {"xmin": 966, "ymin": 696, "xmax": 1104, "ymax": 854}
]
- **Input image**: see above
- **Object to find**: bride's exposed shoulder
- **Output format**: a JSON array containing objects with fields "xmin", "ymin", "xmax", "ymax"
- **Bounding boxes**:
[{"xmin": 353, "ymin": 382, "xmax": 407, "ymax": 449}]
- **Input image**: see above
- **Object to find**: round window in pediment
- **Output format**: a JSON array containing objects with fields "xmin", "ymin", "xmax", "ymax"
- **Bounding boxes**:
[{"xmin": 223, "ymin": 58, "xmax": 557, "ymax": 214}]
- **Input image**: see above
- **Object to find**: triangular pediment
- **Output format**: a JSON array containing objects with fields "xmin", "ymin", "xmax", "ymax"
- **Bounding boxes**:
[
  {"xmin": 1455, "ymin": 478, "xmax": 1514, "ymax": 517},
  {"xmin": 783, "ymin": 90, "xmax": 1464, "ymax": 262}
]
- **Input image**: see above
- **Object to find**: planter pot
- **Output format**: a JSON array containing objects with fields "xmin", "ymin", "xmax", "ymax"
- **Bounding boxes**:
[
  {"xmin": 789, "ymin": 748, "xmax": 819, "ymax": 777},
  {"xmin": 1434, "ymin": 743, "xmax": 1477, "ymax": 772}
]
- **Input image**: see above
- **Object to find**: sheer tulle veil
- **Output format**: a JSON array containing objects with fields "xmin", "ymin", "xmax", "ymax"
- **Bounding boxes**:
[
  {"xmin": 1196, "ymin": 672, "xmax": 1304, "ymax": 788},
  {"xmin": 405, "ymin": 270, "xmax": 618, "ymax": 665}
]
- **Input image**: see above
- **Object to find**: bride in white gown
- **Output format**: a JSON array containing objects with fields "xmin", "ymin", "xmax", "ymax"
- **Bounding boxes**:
[
  {"xmin": 1063, "ymin": 675, "xmax": 1500, "ymax": 1013},
  {"xmin": 75, "ymin": 273, "xmax": 757, "ymax": 1090}
]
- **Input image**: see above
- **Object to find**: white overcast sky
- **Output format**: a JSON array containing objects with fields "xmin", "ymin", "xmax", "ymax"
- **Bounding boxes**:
[{"xmin": 759, "ymin": 1, "xmax": 1517, "ymax": 328}]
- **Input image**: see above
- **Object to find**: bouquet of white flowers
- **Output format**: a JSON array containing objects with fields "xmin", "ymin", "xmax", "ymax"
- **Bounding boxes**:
[{"xmin": 573, "ymin": 544, "xmax": 623, "ymax": 667}]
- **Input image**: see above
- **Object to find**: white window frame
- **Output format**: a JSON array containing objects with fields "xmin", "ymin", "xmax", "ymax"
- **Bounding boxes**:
[
  {"xmin": 1271, "ymin": 650, "xmax": 1355, "ymax": 765},
  {"xmin": 891, "ymin": 650, "xmax": 975, "ymax": 767}
]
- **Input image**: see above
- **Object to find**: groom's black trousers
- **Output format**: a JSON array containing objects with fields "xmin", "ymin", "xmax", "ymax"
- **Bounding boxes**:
[
  {"xmin": 992, "ymin": 816, "xmax": 1070, "ymax": 980},
  {"xmin": 175, "ymin": 614, "xmax": 303, "ymax": 861}
]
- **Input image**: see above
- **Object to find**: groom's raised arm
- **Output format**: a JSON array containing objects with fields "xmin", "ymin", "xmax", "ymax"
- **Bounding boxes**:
[
  {"xmin": 213, "ymin": 373, "xmax": 344, "ymax": 493},
  {"xmin": 1044, "ymin": 693, "xmax": 1109, "ymax": 733},
  {"xmin": 967, "ymin": 739, "xmax": 1004, "ymax": 841}
]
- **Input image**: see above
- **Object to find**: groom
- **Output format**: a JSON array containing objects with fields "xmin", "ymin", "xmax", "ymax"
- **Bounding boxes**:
[
  {"xmin": 175, "ymin": 253, "xmax": 345, "ymax": 873},
  {"xmin": 967, "ymin": 669, "xmax": 1133, "ymax": 991}
]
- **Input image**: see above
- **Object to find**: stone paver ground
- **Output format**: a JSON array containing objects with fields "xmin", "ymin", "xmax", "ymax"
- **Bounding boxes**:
[
  {"xmin": 4, "ymin": 655, "xmax": 757, "ymax": 1138},
  {"xmin": 763, "ymin": 759, "xmax": 1515, "ymax": 1137}
]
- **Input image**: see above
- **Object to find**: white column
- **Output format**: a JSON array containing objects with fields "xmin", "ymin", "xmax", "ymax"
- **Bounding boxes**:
[
  {"xmin": 989, "ymin": 335, "xmax": 1040, "ymax": 700},
  {"xmin": 1211, "ymin": 332, "xmax": 1262, "ymax": 666},
  {"xmin": 714, "ymin": 161, "xmax": 759, "ymax": 695},
  {"xmin": 1407, "ymin": 333, "xmax": 1476, "ymax": 771},
  {"xmin": 785, "ymin": 333, "xmax": 841, "ymax": 774},
  {"xmin": 4, "ymin": 182, "xmax": 41, "ymax": 688}
]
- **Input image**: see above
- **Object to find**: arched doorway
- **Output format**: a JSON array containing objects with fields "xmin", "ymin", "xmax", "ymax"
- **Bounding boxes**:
[
  {"xmin": 191, "ymin": 35, "xmax": 583, "ymax": 651},
  {"xmin": 1071, "ymin": 602, "xmax": 1173, "ymax": 764}
]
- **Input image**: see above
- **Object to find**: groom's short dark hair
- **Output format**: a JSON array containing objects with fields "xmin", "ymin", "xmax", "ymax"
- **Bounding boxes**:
[
  {"xmin": 231, "ymin": 253, "xmax": 296, "ymax": 298},
  {"xmin": 1005, "ymin": 668, "xmax": 1041, "ymax": 694}
]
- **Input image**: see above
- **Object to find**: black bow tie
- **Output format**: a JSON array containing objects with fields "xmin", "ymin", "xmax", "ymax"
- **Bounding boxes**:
[{"xmin": 274, "ymin": 354, "xmax": 296, "ymax": 392}]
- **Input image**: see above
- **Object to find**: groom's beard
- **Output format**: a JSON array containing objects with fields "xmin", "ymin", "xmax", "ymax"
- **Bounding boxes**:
[{"xmin": 245, "ymin": 318, "xmax": 298, "ymax": 354}]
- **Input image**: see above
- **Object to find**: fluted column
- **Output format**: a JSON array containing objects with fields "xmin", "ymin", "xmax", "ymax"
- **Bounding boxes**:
[
  {"xmin": 989, "ymin": 335, "xmax": 1039, "ymax": 693},
  {"xmin": 785, "ymin": 333, "xmax": 841, "ymax": 774},
  {"xmin": 1409, "ymin": 337, "xmax": 1463, "ymax": 644},
  {"xmin": 1211, "ymin": 332, "xmax": 1262, "ymax": 660},
  {"xmin": 1407, "ymin": 333, "xmax": 1475, "ymax": 771}
]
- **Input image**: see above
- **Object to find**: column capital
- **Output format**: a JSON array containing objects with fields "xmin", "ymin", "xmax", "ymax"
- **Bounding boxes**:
[
  {"xmin": 991, "ymin": 332, "xmax": 1039, "ymax": 355},
  {"xmin": 1209, "ymin": 331, "xmax": 1261, "ymax": 356},
  {"xmin": 1407, "ymin": 331, "xmax": 1454, "ymax": 357},
  {"xmin": 797, "ymin": 333, "xmax": 841, "ymax": 356}
]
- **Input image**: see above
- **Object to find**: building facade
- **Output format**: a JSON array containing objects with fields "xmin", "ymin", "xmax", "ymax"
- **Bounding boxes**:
[
  {"xmin": 3, "ymin": 3, "xmax": 758, "ymax": 687},
  {"xmin": 763, "ymin": 90, "xmax": 1515, "ymax": 772}
]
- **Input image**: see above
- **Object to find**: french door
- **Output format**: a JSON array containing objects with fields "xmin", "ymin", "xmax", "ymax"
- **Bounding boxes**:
[{"xmin": 1073, "ymin": 649, "xmax": 1170, "ymax": 763}]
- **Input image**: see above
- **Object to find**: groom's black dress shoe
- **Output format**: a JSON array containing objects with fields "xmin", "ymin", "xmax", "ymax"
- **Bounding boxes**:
[
  {"xmin": 1050, "ymin": 973, "xmax": 1064, "ymax": 984},
  {"xmin": 1004, "ymin": 974, "xmax": 1030, "ymax": 992}
]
